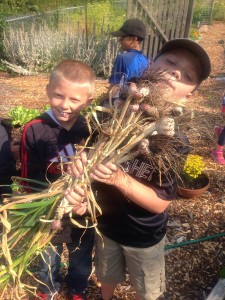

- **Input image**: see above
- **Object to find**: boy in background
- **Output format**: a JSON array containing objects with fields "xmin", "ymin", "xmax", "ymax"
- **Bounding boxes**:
[
  {"xmin": 20, "ymin": 60, "xmax": 95, "ymax": 300},
  {"xmin": 102, "ymin": 18, "xmax": 149, "ymax": 105},
  {"xmin": 65, "ymin": 38, "xmax": 211, "ymax": 300}
]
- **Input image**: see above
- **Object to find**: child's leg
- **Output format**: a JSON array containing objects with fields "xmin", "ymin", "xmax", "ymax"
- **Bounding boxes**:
[
  {"xmin": 218, "ymin": 127, "xmax": 225, "ymax": 147},
  {"xmin": 65, "ymin": 228, "xmax": 95, "ymax": 295},
  {"xmin": 124, "ymin": 237, "xmax": 166, "ymax": 300},
  {"xmin": 36, "ymin": 244, "xmax": 63, "ymax": 294},
  {"xmin": 212, "ymin": 127, "xmax": 225, "ymax": 164},
  {"xmin": 101, "ymin": 284, "xmax": 117, "ymax": 300},
  {"xmin": 95, "ymin": 233, "xmax": 126, "ymax": 300},
  {"xmin": 214, "ymin": 125, "xmax": 223, "ymax": 138}
]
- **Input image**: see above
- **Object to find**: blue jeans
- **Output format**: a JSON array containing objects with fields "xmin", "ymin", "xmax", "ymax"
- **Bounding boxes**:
[{"xmin": 36, "ymin": 228, "xmax": 95, "ymax": 294}]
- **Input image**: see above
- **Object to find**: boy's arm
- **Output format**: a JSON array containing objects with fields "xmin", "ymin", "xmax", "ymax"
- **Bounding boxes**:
[
  {"xmin": 90, "ymin": 162, "xmax": 171, "ymax": 213},
  {"xmin": 66, "ymin": 154, "xmax": 173, "ymax": 214},
  {"xmin": 20, "ymin": 123, "xmax": 46, "ymax": 188}
]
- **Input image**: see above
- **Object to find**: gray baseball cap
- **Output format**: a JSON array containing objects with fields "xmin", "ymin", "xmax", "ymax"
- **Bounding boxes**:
[
  {"xmin": 156, "ymin": 38, "xmax": 211, "ymax": 81},
  {"xmin": 111, "ymin": 18, "xmax": 146, "ymax": 39}
]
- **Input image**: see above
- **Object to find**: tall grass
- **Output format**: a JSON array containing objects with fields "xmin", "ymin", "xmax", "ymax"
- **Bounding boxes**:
[{"xmin": 3, "ymin": 20, "xmax": 119, "ymax": 77}]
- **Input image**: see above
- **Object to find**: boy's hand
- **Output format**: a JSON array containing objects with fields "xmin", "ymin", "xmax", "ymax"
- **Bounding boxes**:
[
  {"xmin": 90, "ymin": 162, "xmax": 122, "ymax": 186},
  {"xmin": 67, "ymin": 151, "xmax": 88, "ymax": 178},
  {"xmin": 221, "ymin": 111, "xmax": 225, "ymax": 118},
  {"xmin": 64, "ymin": 187, "xmax": 87, "ymax": 215}
]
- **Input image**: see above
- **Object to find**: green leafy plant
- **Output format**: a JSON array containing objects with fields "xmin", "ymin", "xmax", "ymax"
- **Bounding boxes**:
[
  {"xmin": 189, "ymin": 27, "xmax": 201, "ymax": 41},
  {"xmin": 8, "ymin": 105, "xmax": 41, "ymax": 126}
]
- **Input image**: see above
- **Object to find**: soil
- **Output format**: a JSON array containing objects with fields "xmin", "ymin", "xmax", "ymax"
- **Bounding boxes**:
[
  {"xmin": 1, "ymin": 21, "xmax": 225, "ymax": 300},
  {"xmin": 179, "ymin": 173, "xmax": 210, "ymax": 190}
]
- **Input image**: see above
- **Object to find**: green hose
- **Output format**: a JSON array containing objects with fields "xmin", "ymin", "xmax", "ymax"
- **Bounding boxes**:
[{"xmin": 165, "ymin": 231, "xmax": 225, "ymax": 250}]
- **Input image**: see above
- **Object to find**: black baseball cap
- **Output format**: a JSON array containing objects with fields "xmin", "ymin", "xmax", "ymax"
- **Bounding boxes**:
[
  {"xmin": 110, "ymin": 18, "xmax": 146, "ymax": 39},
  {"xmin": 156, "ymin": 38, "xmax": 211, "ymax": 81}
]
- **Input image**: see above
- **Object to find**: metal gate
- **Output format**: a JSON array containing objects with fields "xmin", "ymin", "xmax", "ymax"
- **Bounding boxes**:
[{"xmin": 127, "ymin": 0, "xmax": 195, "ymax": 58}]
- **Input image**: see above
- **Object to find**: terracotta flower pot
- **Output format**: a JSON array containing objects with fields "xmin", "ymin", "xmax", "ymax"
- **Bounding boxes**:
[{"xmin": 177, "ymin": 173, "xmax": 210, "ymax": 198}]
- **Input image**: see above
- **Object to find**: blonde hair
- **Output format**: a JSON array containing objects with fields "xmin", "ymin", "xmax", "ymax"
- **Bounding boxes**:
[{"xmin": 49, "ymin": 59, "xmax": 95, "ymax": 96}]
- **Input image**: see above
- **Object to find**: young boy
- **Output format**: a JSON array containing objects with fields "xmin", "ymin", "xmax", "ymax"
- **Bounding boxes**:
[
  {"xmin": 65, "ymin": 39, "xmax": 211, "ymax": 300},
  {"xmin": 151, "ymin": 38, "xmax": 211, "ymax": 102},
  {"xmin": 20, "ymin": 60, "xmax": 95, "ymax": 300},
  {"xmin": 102, "ymin": 18, "xmax": 149, "ymax": 105}
]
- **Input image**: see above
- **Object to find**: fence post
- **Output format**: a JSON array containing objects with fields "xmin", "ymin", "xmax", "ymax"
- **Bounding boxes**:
[
  {"xmin": 127, "ymin": 0, "xmax": 132, "ymax": 18},
  {"xmin": 184, "ymin": 0, "xmax": 195, "ymax": 37},
  {"xmin": 209, "ymin": 0, "xmax": 215, "ymax": 24}
]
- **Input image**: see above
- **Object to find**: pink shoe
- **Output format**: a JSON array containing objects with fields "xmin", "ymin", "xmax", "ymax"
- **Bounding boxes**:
[
  {"xmin": 211, "ymin": 150, "xmax": 225, "ymax": 164},
  {"xmin": 214, "ymin": 126, "xmax": 223, "ymax": 138}
]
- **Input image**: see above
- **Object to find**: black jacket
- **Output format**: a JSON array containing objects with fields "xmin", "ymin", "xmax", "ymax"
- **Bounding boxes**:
[{"xmin": 20, "ymin": 111, "xmax": 90, "ymax": 244}]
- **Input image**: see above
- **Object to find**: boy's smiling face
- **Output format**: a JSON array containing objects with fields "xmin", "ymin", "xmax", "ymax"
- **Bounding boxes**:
[
  {"xmin": 151, "ymin": 48, "xmax": 202, "ymax": 101},
  {"xmin": 46, "ymin": 78, "xmax": 92, "ymax": 130}
]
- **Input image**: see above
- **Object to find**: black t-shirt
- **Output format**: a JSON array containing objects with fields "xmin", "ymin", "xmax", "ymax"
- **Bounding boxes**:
[{"xmin": 93, "ymin": 155, "xmax": 177, "ymax": 248}]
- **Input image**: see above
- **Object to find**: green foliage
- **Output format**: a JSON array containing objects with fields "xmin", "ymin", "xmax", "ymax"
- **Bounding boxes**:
[
  {"xmin": 192, "ymin": 0, "xmax": 213, "ymax": 25},
  {"xmin": 213, "ymin": 0, "xmax": 225, "ymax": 21},
  {"xmin": 192, "ymin": 0, "xmax": 204, "ymax": 25},
  {"xmin": 0, "ymin": 7, "xmax": 6, "ymax": 59},
  {"xmin": 0, "ymin": 0, "xmax": 39, "ymax": 16},
  {"xmin": 182, "ymin": 154, "xmax": 205, "ymax": 182},
  {"xmin": 192, "ymin": 0, "xmax": 225, "ymax": 24},
  {"xmin": 86, "ymin": 0, "xmax": 126, "ymax": 33},
  {"xmin": 8, "ymin": 105, "xmax": 41, "ymax": 126}
]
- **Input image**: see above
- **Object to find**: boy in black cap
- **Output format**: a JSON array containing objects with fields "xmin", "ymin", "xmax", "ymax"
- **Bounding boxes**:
[
  {"xmin": 106, "ymin": 18, "xmax": 149, "ymax": 101},
  {"xmin": 151, "ymin": 38, "xmax": 211, "ymax": 102}
]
